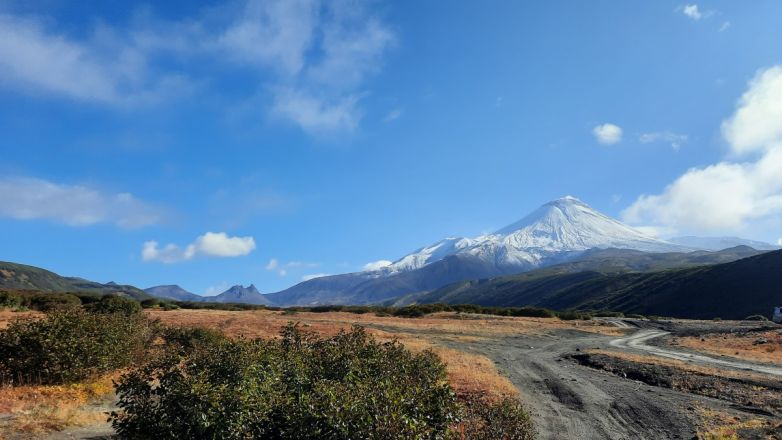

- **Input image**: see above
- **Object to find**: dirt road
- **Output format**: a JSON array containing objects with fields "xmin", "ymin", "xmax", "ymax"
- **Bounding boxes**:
[
  {"xmin": 438, "ymin": 321, "xmax": 781, "ymax": 440},
  {"xmin": 610, "ymin": 329, "xmax": 782, "ymax": 377}
]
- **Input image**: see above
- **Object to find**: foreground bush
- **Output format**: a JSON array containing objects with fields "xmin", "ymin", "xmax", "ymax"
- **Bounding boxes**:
[
  {"xmin": 112, "ymin": 324, "xmax": 459, "ymax": 439},
  {"xmin": 0, "ymin": 309, "xmax": 155, "ymax": 384},
  {"xmin": 458, "ymin": 394, "xmax": 536, "ymax": 440}
]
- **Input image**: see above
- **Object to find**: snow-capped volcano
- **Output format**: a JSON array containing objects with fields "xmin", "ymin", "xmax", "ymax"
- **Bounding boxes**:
[
  {"xmin": 267, "ymin": 196, "xmax": 691, "ymax": 307},
  {"xmin": 379, "ymin": 196, "xmax": 684, "ymax": 274}
]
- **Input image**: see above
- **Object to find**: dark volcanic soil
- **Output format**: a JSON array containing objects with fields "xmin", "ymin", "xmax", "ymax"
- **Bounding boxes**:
[{"xmin": 434, "ymin": 320, "xmax": 782, "ymax": 440}]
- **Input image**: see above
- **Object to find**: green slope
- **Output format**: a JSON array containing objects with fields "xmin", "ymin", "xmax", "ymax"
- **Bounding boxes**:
[
  {"xmin": 414, "ymin": 248, "xmax": 782, "ymax": 319},
  {"xmin": 0, "ymin": 261, "xmax": 149, "ymax": 300}
]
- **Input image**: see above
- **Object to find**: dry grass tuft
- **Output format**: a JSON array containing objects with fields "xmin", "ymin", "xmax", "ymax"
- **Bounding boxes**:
[
  {"xmin": 695, "ymin": 406, "xmax": 780, "ymax": 440},
  {"xmin": 0, "ymin": 374, "xmax": 116, "ymax": 435},
  {"xmin": 672, "ymin": 330, "xmax": 782, "ymax": 365}
]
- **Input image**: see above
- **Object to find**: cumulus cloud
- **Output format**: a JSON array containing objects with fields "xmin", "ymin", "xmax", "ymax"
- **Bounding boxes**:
[
  {"xmin": 0, "ymin": 177, "xmax": 162, "ymax": 228},
  {"xmin": 302, "ymin": 273, "xmax": 330, "ymax": 281},
  {"xmin": 265, "ymin": 258, "xmax": 279, "ymax": 270},
  {"xmin": 681, "ymin": 4, "xmax": 702, "ymax": 20},
  {"xmin": 142, "ymin": 232, "xmax": 256, "ymax": 263},
  {"xmin": 363, "ymin": 260, "xmax": 392, "ymax": 271},
  {"xmin": 639, "ymin": 131, "xmax": 688, "ymax": 151},
  {"xmin": 623, "ymin": 66, "xmax": 782, "ymax": 237},
  {"xmin": 593, "ymin": 123, "xmax": 623, "ymax": 145},
  {"xmin": 721, "ymin": 67, "xmax": 782, "ymax": 156}
]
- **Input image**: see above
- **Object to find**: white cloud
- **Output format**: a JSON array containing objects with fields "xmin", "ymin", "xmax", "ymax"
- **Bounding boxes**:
[
  {"xmin": 0, "ymin": 177, "xmax": 162, "ymax": 228},
  {"xmin": 682, "ymin": 4, "xmax": 702, "ymax": 20},
  {"xmin": 593, "ymin": 123, "xmax": 623, "ymax": 145},
  {"xmin": 302, "ymin": 273, "xmax": 330, "ymax": 281},
  {"xmin": 218, "ymin": 0, "xmax": 318, "ymax": 75},
  {"xmin": 721, "ymin": 66, "xmax": 782, "ymax": 156},
  {"xmin": 639, "ymin": 131, "xmax": 688, "ymax": 151},
  {"xmin": 265, "ymin": 258, "xmax": 279, "ymax": 270},
  {"xmin": 265, "ymin": 258, "xmax": 319, "ymax": 276},
  {"xmin": 142, "ymin": 232, "xmax": 256, "ymax": 263},
  {"xmin": 778, "ymin": 238, "xmax": 782, "ymax": 246},
  {"xmin": 272, "ymin": 88, "xmax": 361, "ymax": 134},
  {"xmin": 720, "ymin": 21, "xmax": 731, "ymax": 32},
  {"xmin": 363, "ymin": 260, "xmax": 392, "ymax": 271},
  {"xmin": 0, "ymin": 14, "xmax": 190, "ymax": 105},
  {"xmin": 0, "ymin": 1, "xmax": 394, "ymax": 136},
  {"xmin": 624, "ymin": 66, "xmax": 782, "ymax": 238}
]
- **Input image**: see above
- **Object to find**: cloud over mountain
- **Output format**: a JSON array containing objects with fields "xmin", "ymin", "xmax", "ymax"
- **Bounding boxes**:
[
  {"xmin": 624, "ymin": 66, "xmax": 782, "ymax": 236},
  {"xmin": 142, "ymin": 232, "xmax": 256, "ymax": 263}
]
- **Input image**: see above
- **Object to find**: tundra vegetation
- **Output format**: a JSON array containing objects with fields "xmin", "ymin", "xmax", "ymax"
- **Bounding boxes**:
[{"xmin": 0, "ymin": 294, "xmax": 535, "ymax": 439}]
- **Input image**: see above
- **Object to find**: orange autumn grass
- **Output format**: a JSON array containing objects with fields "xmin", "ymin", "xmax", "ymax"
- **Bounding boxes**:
[
  {"xmin": 0, "ymin": 374, "xmax": 116, "ymax": 435},
  {"xmin": 672, "ymin": 330, "xmax": 782, "ymax": 365}
]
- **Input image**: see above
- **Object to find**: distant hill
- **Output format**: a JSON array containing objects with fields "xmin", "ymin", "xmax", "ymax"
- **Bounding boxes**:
[
  {"xmin": 145, "ymin": 283, "xmax": 274, "ymax": 305},
  {"xmin": 410, "ymin": 248, "xmax": 782, "ymax": 320},
  {"xmin": 669, "ymin": 236, "xmax": 781, "ymax": 251},
  {"xmin": 144, "ymin": 285, "xmax": 204, "ymax": 302},
  {"xmin": 207, "ymin": 284, "xmax": 272, "ymax": 305},
  {"xmin": 0, "ymin": 261, "xmax": 149, "ymax": 300}
]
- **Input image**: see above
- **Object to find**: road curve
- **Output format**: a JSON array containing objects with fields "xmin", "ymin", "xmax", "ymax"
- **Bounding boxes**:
[{"xmin": 609, "ymin": 329, "xmax": 782, "ymax": 377}]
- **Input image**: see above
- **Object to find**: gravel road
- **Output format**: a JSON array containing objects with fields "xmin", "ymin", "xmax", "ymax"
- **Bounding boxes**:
[{"xmin": 439, "ymin": 320, "xmax": 781, "ymax": 440}]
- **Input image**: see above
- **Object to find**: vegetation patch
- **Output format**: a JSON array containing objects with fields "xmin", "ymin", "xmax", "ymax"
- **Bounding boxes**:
[{"xmin": 0, "ymin": 307, "xmax": 156, "ymax": 385}]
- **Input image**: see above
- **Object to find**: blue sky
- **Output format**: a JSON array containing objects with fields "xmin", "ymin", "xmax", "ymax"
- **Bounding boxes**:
[{"xmin": 1, "ymin": 0, "xmax": 782, "ymax": 294}]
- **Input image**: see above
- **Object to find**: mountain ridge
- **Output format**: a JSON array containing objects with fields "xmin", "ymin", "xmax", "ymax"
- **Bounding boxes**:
[
  {"xmin": 267, "ymin": 197, "xmax": 695, "ymax": 306},
  {"xmin": 406, "ymin": 248, "xmax": 782, "ymax": 320}
]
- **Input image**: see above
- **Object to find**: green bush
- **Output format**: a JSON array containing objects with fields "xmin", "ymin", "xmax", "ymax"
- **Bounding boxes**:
[
  {"xmin": 0, "ymin": 291, "xmax": 22, "ymax": 309},
  {"xmin": 86, "ymin": 295, "xmax": 142, "ymax": 316},
  {"xmin": 161, "ymin": 326, "xmax": 228, "ymax": 355},
  {"xmin": 459, "ymin": 394, "xmax": 536, "ymax": 440},
  {"xmin": 25, "ymin": 293, "xmax": 82, "ymax": 312},
  {"xmin": 112, "ymin": 324, "xmax": 459, "ymax": 439},
  {"xmin": 0, "ymin": 309, "xmax": 155, "ymax": 385}
]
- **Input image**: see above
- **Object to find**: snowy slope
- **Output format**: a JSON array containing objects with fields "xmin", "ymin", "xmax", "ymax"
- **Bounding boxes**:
[{"xmin": 376, "ymin": 196, "xmax": 685, "ymax": 275}]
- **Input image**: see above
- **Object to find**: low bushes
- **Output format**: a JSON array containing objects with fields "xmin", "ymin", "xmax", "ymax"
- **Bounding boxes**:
[
  {"xmin": 112, "ymin": 324, "xmax": 460, "ymax": 439},
  {"xmin": 458, "ymin": 394, "xmax": 536, "ymax": 440},
  {"xmin": 86, "ymin": 295, "xmax": 143, "ymax": 316},
  {"xmin": 0, "ymin": 290, "xmax": 22, "ymax": 309},
  {"xmin": 0, "ymin": 308, "xmax": 156, "ymax": 385}
]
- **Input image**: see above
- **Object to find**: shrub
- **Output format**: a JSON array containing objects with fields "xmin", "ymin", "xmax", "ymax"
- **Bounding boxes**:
[
  {"xmin": 161, "ymin": 326, "xmax": 228, "ymax": 355},
  {"xmin": 112, "ymin": 324, "xmax": 459, "ymax": 439},
  {"xmin": 0, "ymin": 309, "xmax": 155, "ymax": 385},
  {"xmin": 140, "ymin": 298, "xmax": 162, "ymax": 308},
  {"xmin": 87, "ymin": 295, "xmax": 142, "ymax": 316},
  {"xmin": 25, "ymin": 293, "xmax": 82, "ymax": 312},
  {"xmin": 557, "ymin": 311, "xmax": 592, "ymax": 321},
  {"xmin": 744, "ymin": 314, "xmax": 769, "ymax": 321},
  {"xmin": 459, "ymin": 394, "xmax": 536, "ymax": 440},
  {"xmin": 625, "ymin": 314, "xmax": 646, "ymax": 319},
  {"xmin": 0, "ymin": 291, "xmax": 22, "ymax": 309}
]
